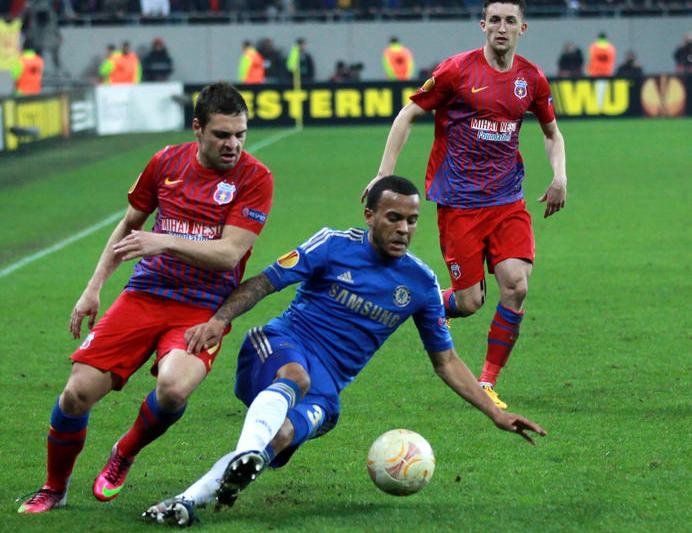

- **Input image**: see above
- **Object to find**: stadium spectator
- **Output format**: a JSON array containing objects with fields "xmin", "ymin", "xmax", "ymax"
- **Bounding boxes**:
[
  {"xmin": 557, "ymin": 41, "xmax": 583, "ymax": 77},
  {"xmin": 329, "ymin": 59, "xmax": 349, "ymax": 82},
  {"xmin": 257, "ymin": 37, "xmax": 287, "ymax": 82},
  {"xmin": 237, "ymin": 39, "xmax": 265, "ymax": 84},
  {"xmin": 0, "ymin": 16, "xmax": 22, "ymax": 72},
  {"xmin": 98, "ymin": 43, "xmax": 117, "ymax": 84},
  {"xmin": 615, "ymin": 50, "xmax": 643, "ymax": 78},
  {"xmin": 586, "ymin": 31, "xmax": 616, "ymax": 77},
  {"xmin": 286, "ymin": 37, "xmax": 314, "ymax": 83},
  {"xmin": 111, "ymin": 40, "xmax": 141, "ymax": 84},
  {"xmin": 143, "ymin": 175, "xmax": 546, "ymax": 527},
  {"xmin": 673, "ymin": 33, "xmax": 692, "ymax": 74},
  {"xmin": 142, "ymin": 37, "xmax": 173, "ymax": 81},
  {"xmin": 364, "ymin": 0, "xmax": 568, "ymax": 410},
  {"xmin": 16, "ymin": 82, "xmax": 274, "ymax": 514},
  {"xmin": 329, "ymin": 59, "xmax": 362, "ymax": 82},
  {"xmin": 22, "ymin": 0, "xmax": 62, "ymax": 73},
  {"xmin": 12, "ymin": 44, "xmax": 43, "ymax": 94},
  {"xmin": 382, "ymin": 35, "xmax": 414, "ymax": 80}
]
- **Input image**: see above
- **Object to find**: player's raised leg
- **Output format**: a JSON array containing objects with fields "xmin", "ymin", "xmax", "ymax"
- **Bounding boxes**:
[
  {"xmin": 216, "ymin": 363, "xmax": 307, "ymax": 509},
  {"xmin": 144, "ymin": 361, "xmax": 309, "ymax": 525},
  {"xmin": 18, "ymin": 363, "xmax": 112, "ymax": 513},
  {"xmin": 94, "ymin": 350, "xmax": 206, "ymax": 502}
]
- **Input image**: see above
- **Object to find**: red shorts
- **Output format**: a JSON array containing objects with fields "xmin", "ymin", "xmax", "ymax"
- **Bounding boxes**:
[
  {"xmin": 437, "ymin": 199, "xmax": 535, "ymax": 291},
  {"xmin": 71, "ymin": 291, "xmax": 229, "ymax": 389}
]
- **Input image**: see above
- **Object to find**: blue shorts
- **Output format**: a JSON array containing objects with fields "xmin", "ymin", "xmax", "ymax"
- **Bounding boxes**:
[{"xmin": 234, "ymin": 324, "xmax": 341, "ymax": 467}]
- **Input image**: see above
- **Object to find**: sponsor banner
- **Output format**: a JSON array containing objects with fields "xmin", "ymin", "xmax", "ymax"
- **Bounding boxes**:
[
  {"xmin": 0, "ymin": 104, "xmax": 3, "ymax": 151},
  {"xmin": 184, "ymin": 82, "xmax": 420, "ymax": 126},
  {"xmin": 639, "ymin": 75, "xmax": 688, "ymax": 118},
  {"xmin": 184, "ymin": 76, "xmax": 690, "ymax": 125},
  {"xmin": 549, "ymin": 75, "xmax": 689, "ymax": 118},
  {"xmin": 96, "ymin": 82, "xmax": 184, "ymax": 135},
  {"xmin": 1, "ymin": 94, "xmax": 70, "ymax": 151},
  {"xmin": 70, "ymin": 88, "xmax": 97, "ymax": 134}
]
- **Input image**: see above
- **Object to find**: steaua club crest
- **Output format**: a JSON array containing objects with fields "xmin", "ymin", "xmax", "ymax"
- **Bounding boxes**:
[
  {"xmin": 393, "ymin": 285, "xmax": 412, "ymax": 308},
  {"xmin": 514, "ymin": 78, "xmax": 528, "ymax": 99},
  {"xmin": 450, "ymin": 262, "xmax": 461, "ymax": 280},
  {"xmin": 213, "ymin": 182, "xmax": 236, "ymax": 205}
]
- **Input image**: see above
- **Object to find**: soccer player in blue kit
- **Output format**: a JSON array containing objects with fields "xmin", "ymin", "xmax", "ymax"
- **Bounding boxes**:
[{"xmin": 144, "ymin": 176, "xmax": 546, "ymax": 527}]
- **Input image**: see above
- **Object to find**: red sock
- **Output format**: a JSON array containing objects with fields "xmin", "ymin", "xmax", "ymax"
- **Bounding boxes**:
[
  {"xmin": 46, "ymin": 427, "xmax": 87, "ymax": 492},
  {"xmin": 480, "ymin": 304, "xmax": 524, "ymax": 386},
  {"xmin": 45, "ymin": 399, "xmax": 90, "ymax": 493},
  {"xmin": 118, "ymin": 391, "xmax": 185, "ymax": 458}
]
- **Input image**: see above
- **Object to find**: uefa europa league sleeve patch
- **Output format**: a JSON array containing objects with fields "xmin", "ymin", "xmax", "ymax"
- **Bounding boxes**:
[{"xmin": 277, "ymin": 250, "xmax": 300, "ymax": 269}]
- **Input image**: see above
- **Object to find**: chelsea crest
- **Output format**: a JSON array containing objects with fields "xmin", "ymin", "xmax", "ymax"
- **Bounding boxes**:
[{"xmin": 393, "ymin": 285, "xmax": 411, "ymax": 308}]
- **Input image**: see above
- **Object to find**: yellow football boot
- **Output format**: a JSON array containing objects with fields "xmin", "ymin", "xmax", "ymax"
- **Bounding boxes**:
[{"xmin": 481, "ymin": 383, "xmax": 508, "ymax": 410}]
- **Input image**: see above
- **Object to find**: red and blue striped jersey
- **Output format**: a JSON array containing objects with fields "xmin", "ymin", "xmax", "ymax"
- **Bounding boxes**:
[
  {"xmin": 410, "ymin": 49, "xmax": 555, "ymax": 209},
  {"xmin": 125, "ymin": 142, "xmax": 273, "ymax": 309}
]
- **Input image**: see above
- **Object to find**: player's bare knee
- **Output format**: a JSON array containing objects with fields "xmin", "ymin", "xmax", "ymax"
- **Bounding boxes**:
[
  {"xmin": 155, "ymin": 381, "xmax": 189, "ymax": 412},
  {"xmin": 456, "ymin": 293, "xmax": 484, "ymax": 316},
  {"xmin": 60, "ymin": 385, "xmax": 93, "ymax": 416},
  {"xmin": 501, "ymin": 277, "xmax": 528, "ymax": 303},
  {"xmin": 276, "ymin": 363, "xmax": 310, "ymax": 398}
]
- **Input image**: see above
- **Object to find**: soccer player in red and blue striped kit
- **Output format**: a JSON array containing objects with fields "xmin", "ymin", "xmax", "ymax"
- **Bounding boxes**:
[
  {"xmin": 365, "ymin": 0, "xmax": 568, "ymax": 409},
  {"xmin": 18, "ymin": 82, "xmax": 274, "ymax": 513}
]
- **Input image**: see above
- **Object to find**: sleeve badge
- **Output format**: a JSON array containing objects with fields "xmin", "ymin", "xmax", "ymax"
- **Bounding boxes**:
[
  {"xmin": 277, "ymin": 249, "xmax": 300, "ymax": 269},
  {"xmin": 421, "ymin": 77, "xmax": 435, "ymax": 92}
]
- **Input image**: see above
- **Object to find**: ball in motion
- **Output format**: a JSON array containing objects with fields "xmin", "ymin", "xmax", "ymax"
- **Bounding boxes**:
[{"xmin": 367, "ymin": 429, "xmax": 435, "ymax": 496}]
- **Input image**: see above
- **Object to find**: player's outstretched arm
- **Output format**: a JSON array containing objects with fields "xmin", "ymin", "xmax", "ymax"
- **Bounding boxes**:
[
  {"xmin": 427, "ymin": 348, "xmax": 547, "ymax": 444},
  {"xmin": 361, "ymin": 102, "xmax": 427, "ymax": 202},
  {"xmin": 185, "ymin": 272, "xmax": 276, "ymax": 354},
  {"xmin": 70, "ymin": 206, "xmax": 148, "ymax": 339},
  {"xmin": 537, "ymin": 119, "xmax": 567, "ymax": 219},
  {"xmin": 112, "ymin": 224, "xmax": 257, "ymax": 271}
]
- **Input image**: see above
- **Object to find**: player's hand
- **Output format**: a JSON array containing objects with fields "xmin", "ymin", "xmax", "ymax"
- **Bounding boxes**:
[
  {"xmin": 184, "ymin": 318, "xmax": 226, "ymax": 355},
  {"xmin": 112, "ymin": 230, "xmax": 170, "ymax": 260},
  {"xmin": 537, "ymin": 179, "xmax": 566, "ymax": 219},
  {"xmin": 361, "ymin": 175, "xmax": 384, "ymax": 203},
  {"xmin": 493, "ymin": 411, "xmax": 547, "ymax": 445},
  {"xmin": 70, "ymin": 289, "xmax": 99, "ymax": 339}
]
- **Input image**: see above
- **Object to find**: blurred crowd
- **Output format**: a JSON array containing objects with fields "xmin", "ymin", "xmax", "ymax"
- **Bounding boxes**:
[
  {"xmin": 2, "ymin": 0, "xmax": 691, "ymax": 20},
  {"xmin": 1, "ymin": 0, "xmax": 691, "ymax": 97}
]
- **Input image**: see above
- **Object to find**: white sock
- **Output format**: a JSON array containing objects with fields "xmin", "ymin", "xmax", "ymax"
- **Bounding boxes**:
[
  {"xmin": 177, "ymin": 450, "xmax": 237, "ymax": 506},
  {"xmin": 235, "ymin": 385, "xmax": 294, "ymax": 454}
]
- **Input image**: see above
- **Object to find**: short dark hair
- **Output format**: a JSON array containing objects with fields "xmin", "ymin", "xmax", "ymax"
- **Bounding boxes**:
[
  {"xmin": 482, "ymin": 0, "xmax": 526, "ymax": 18},
  {"xmin": 366, "ymin": 175, "xmax": 419, "ymax": 211},
  {"xmin": 194, "ymin": 82, "xmax": 248, "ymax": 128}
]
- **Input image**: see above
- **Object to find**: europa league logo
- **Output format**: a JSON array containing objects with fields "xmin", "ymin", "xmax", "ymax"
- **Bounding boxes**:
[{"xmin": 641, "ymin": 76, "xmax": 686, "ymax": 117}]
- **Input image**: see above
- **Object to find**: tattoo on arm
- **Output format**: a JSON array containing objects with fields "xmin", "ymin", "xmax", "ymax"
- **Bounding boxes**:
[{"xmin": 214, "ymin": 273, "xmax": 275, "ymax": 324}]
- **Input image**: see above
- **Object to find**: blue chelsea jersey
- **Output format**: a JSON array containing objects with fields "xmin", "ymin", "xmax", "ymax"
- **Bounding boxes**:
[{"xmin": 262, "ymin": 227, "xmax": 454, "ymax": 391}]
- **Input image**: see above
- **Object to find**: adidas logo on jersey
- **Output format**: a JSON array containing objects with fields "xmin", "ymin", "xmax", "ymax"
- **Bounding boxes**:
[{"xmin": 337, "ymin": 271, "xmax": 354, "ymax": 283}]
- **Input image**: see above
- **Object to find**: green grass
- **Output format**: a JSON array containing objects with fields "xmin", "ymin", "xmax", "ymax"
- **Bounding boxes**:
[{"xmin": 0, "ymin": 118, "xmax": 690, "ymax": 532}]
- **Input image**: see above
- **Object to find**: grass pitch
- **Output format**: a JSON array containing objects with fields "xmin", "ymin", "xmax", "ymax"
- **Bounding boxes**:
[{"xmin": 0, "ymin": 118, "xmax": 690, "ymax": 532}]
